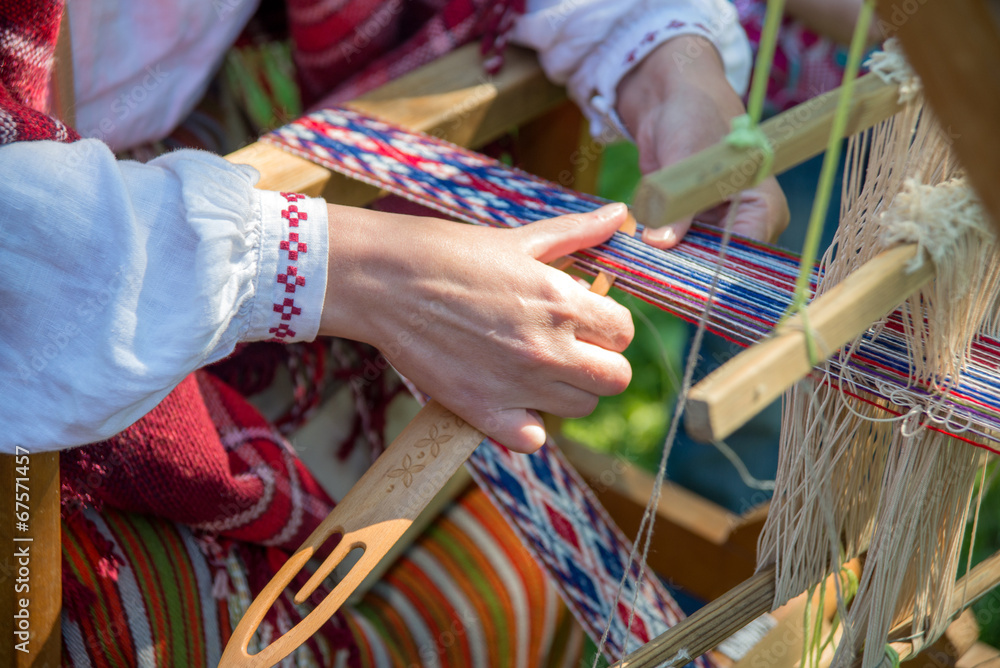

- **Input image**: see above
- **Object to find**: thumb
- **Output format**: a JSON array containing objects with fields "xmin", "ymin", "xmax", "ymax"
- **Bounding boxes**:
[{"xmin": 520, "ymin": 203, "xmax": 629, "ymax": 264}]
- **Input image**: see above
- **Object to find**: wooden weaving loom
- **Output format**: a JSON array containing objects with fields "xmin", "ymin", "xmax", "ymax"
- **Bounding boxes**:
[
  {"xmin": 4, "ymin": 1, "xmax": 1000, "ymax": 667},
  {"xmin": 0, "ymin": 24, "xmax": 766, "ymax": 668},
  {"xmin": 218, "ymin": 1, "xmax": 1000, "ymax": 666}
]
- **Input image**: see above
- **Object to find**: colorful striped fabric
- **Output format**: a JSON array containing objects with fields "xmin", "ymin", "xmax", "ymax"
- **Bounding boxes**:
[
  {"xmin": 63, "ymin": 510, "xmax": 236, "ymax": 667},
  {"xmin": 264, "ymin": 106, "xmax": 1000, "ymax": 454},
  {"xmin": 62, "ymin": 487, "xmax": 585, "ymax": 667},
  {"xmin": 345, "ymin": 488, "xmax": 584, "ymax": 667}
]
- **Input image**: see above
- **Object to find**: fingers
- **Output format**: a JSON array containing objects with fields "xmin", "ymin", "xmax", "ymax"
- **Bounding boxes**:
[
  {"xmin": 520, "ymin": 203, "xmax": 629, "ymax": 264},
  {"xmin": 522, "ymin": 382, "xmax": 602, "ymax": 420},
  {"xmin": 560, "ymin": 343, "xmax": 633, "ymax": 397},
  {"xmin": 411, "ymin": 204, "xmax": 639, "ymax": 456},
  {"xmin": 480, "ymin": 382, "xmax": 608, "ymax": 453},
  {"xmin": 642, "ymin": 216, "xmax": 693, "ymax": 249},
  {"xmin": 641, "ymin": 176, "xmax": 790, "ymax": 247},
  {"xmin": 453, "ymin": 336, "xmax": 630, "ymax": 453},
  {"xmin": 486, "ymin": 408, "xmax": 548, "ymax": 454},
  {"xmin": 572, "ymin": 289, "xmax": 635, "ymax": 353},
  {"xmin": 728, "ymin": 178, "xmax": 790, "ymax": 243}
]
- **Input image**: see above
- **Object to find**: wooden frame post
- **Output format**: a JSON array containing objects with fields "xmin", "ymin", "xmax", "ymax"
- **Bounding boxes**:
[
  {"xmin": 875, "ymin": 0, "xmax": 1000, "ymax": 231},
  {"xmin": 1, "ymin": 451, "xmax": 62, "ymax": 667}
]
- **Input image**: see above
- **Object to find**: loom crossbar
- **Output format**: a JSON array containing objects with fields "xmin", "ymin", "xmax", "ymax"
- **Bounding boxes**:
[
  {"xmin": 614, "ymin": 566, "xmax": 777, "ymax": 667},
  {"xmin": 685, "ymin": 242, "xmax": 934, "ymax": 443},
  {"xmin": 618, "ymin": 553, "xmax": 1000, "ymax": 668},
  {"xmin": 633, "ymin": 73, "xmax": 901, "ymax": 230}
]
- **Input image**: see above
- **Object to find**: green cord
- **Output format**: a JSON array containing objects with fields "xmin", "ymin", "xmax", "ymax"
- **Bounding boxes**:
[
  {"xmin": 724, "ymin": 0, "xmax": 785, "ymax": 185},
  {"xmin": 726, "ymin": 114, "xmax": 774, "ymax": 186},
  {"xmin": 724, "ymin": 0, "xmax": 876, "ymax": 365},
  {"xmin": 783, "ymin": 0, "xmax": 875, "ymax": 364},
  {"xmin": 801, "ymin": 583, "xmax": 816, "ymax": 668},
  {"xmin": 788, "ymin": 1, "xmax": 875, "ymax": 313},
  {"xmin": 262, "ymin": 42, "xmax": 302, "ymax": 121},
  {"xmin": 745, "ymin": 0, "xmax": 786, "ymax": 125},
  {"xmin": 801, "ymin": 564, "xmax": 861, "ymax": 668}
]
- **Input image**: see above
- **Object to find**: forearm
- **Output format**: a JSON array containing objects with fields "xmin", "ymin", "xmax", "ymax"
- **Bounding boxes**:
[
  {"xmin": 617, "ymin": 35, "xmax": 744, "ymax": 140},
  {"xmin": 512, "ymin": 0, "xmax": 752, "ymax": 139}
]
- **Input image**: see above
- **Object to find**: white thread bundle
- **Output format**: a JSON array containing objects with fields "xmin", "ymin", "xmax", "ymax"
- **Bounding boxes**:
[
  {"xmin": 881, "ymin": 177, "xmax": 1000, "ymax": 385},
  {"xmin": 757, "ymin": 50, "xmax": 998, "ymax": 667},
  {"xmin": 865, "ymin": 38, "xmax": 922, "ymax": 104}
]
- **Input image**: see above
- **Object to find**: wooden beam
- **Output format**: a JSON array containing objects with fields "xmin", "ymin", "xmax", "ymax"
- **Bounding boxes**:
[
  {"xmin": 515, "ymin": 100, "xmax": 603, "ymax": 194},
  {"xmin": 0, "ymin": 452, "xmax": 62, "ymax": 668},
  {"xmin": 52, "ymin": 9, "xmax": 75, "ymax": 128},
  {"xmin": 884, "ymin": 551, "xmax": 1000, "ymax": 664},
  {"xmin": 685, "ymin": 243, "xmax": 933, "ymax": 444},
  {"xmin": 632, "ymin": 73, "xmax": 901, "ymax": 229},
  {"xmin": 876, "ymin": 0, "xmax": 1000, "ymax": 233},
  {"xmin": 906, "ymin": 609, "xmax": 980, "ymax": 668},
  {"xmin": 733, "ymin": 561, "xmax": 862, "ymax": 668},
  {"xmin": 226, "ymin": 44, "xmax": 565, "ymax": 202},
  {"xmin": 2, "ymin": 10, "xmax": 73, "ymax": 665},
  {"xmin": 615, "ymin": 566, "xmax": 777, "ymax": 668},
  {"xmin": 621, "ymin": 549, "xmax": 1000, "ymax": 668},
  {"xmin": 955, "ymin": 642, "xmax": 1000, "ymax": 667}
]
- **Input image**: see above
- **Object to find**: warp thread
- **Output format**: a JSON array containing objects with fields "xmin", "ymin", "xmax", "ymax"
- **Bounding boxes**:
[{"xmin": 758, "ymin": 57, "xmax": 997, "ymax": 666}]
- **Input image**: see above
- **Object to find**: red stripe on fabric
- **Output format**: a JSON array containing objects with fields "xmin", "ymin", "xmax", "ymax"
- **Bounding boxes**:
[
  {"xmin": 822, "ymin": 381, "xmax": 1000, "ymax": 454},
  {"xmin": 391, "ymin": 563, "xmax": 472, "ymax": 666},
  {"xmin": 415, "ymin": 529, "xmax": 487, "ymax": 665},
  {"xmin": 341, "ymin": 612, "xmax": 376, "ymax": 668},
  {"xmin": 358, "ymin": 596, "xmax": 419, "ymax": 665},
  {"xmin": 106, "ymin": 513, "xmax": 175, "ymax": 667},
  {"xmin": 63, "ymin": 518, "xmax": 135, "ymax": 668}
]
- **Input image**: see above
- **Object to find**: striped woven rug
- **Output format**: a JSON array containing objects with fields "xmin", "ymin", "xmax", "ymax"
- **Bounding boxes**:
[{"xmin": 62, "ymin": 487, "xmax": 585, "ymax": 667}]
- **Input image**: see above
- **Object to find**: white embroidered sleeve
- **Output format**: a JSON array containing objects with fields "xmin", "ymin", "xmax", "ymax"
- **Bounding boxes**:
[
  {"xmin": 0, "ymin": 139, "xmax": 329, "ymax": 451},
  {"xmin": 512, "ymin": 0, "xmax": 752, "ymax": 140}
]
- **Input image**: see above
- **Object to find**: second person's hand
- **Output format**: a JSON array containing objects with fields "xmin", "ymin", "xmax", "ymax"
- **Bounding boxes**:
[{"xmin": 617, "ymin": 35, "xmax": 790, "ymax": 249}]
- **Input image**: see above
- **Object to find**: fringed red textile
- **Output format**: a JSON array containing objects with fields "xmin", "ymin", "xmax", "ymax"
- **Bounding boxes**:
[
  {"xmin": 0, "ymin": 0, "xmax": 75, "ymax": 143},
  {"xmin": 60, "ymin": 373, "xmax": 337, "ymax": 552}
]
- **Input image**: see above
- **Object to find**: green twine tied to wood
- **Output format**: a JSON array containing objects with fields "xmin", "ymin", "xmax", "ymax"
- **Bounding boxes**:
[{"xmin": 726, "ymin": 114, "xmax": 775, "ymax": 186}]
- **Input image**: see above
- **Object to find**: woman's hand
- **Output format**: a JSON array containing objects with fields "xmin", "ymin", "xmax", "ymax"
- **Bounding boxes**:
[
  {"xmin": 617, "ymin": 35, "xmax": 790, "ymax": 248},
  {"xmin": 320, "ymin": 202, "xmax": 634, "ymax": 453}
]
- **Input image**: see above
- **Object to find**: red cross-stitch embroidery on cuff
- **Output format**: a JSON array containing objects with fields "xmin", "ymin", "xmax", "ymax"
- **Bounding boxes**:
[
  {"xmin": 622, "ymin": 20, "xmax": 711, "ymax": 65},
  {"xmin": 269, "ymin": 192, "xmax": 310, "ymax": 340}
]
